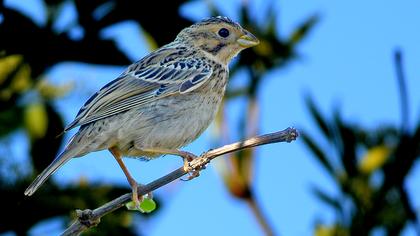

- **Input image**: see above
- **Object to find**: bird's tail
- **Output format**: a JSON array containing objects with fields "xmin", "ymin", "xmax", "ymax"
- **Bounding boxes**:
[{"xmin": 24, "ymin": 146, "xmax": 75, "ymax": 196}]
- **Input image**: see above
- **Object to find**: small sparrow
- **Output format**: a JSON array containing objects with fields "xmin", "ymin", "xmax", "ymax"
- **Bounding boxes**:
[{"xmin": 25, "ymin": 16, "xmax": 259, "ymax": 208}]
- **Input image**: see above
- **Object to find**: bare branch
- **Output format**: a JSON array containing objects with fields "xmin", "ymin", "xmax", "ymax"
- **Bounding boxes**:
[{"xmin": 62, "ymin": 127, "xmax": 298, "ymax": 236}]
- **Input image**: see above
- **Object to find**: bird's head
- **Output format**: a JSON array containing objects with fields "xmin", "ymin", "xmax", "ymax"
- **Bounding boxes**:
[{"xmin": 176, "ymin": 16, "xmax": 259, "ymax": 64}]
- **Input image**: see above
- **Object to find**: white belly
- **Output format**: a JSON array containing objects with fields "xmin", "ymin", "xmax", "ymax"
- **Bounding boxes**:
[{"xmin": 115, "ymin": 91, "xmax": 223, "ymax": 158}]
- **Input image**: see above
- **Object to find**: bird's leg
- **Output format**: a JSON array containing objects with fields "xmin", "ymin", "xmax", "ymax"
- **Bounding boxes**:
[
  {"xmin": 140, "ymin": 148, "xmax": 199, "ymax": 179},
  {"xmin": 109, "ymin": 147, "xmax": 146, "ymax": 209}
]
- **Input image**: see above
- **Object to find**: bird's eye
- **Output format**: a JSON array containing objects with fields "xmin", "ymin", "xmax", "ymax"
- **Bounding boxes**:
[{"xmin": 218, "ymin": 28, "xmax": 230, "ymax": 38}]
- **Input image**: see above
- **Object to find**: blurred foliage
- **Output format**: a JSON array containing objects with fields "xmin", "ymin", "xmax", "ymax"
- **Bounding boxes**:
[
  {"xmin": 1, "ymin": 0, "xmax": 418, "ymax": 235},
  {"xmin": 0, "ymin": 0, "xmax": 318, "ymax": 234},
  {"xmin": 302, "ymin": 51, "xmax": 420, "ymax": 235},
  {"xmin": 210, "ymin": 3, "xmax": 318, "ymax": 235},
  {"xmin": 1, "ymin": 179, "xmax": 138, "ymax": 235},
  {"xmin": 0, "ymin": 0, "xmax": 190, "ymax": 234}
]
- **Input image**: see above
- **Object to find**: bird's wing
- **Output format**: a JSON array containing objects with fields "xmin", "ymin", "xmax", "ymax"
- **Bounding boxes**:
[{"xmin": 65, "ymin": 47, "xmax": 213, "ymax": 131}]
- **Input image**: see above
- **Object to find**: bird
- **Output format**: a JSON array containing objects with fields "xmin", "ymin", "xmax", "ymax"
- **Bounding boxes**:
[{"xmin": 24, "ymin": 16, "xmax": 259, "ymax": 208}]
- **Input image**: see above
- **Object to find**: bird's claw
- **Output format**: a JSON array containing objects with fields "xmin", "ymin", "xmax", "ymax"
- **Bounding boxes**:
[
  {"xmin": 181, "ymin": 169, "xmax": 200, "ymax": 181},
  {"xmin": 181, "ymin": 172, "xmax": 200, "ymax": 181},
  {"xmin": 180, "ymin": 152, "xmax": 201, "ymax": 181}
]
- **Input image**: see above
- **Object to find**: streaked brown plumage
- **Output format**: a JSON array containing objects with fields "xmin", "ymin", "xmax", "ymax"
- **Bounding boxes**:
[{"xmin": 25, "ymin": 16, "xmax": 259, "ymax": 208}]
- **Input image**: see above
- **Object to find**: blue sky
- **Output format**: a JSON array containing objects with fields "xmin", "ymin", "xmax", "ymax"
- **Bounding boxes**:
[{"xmin": 4, "ymin": 0, "xmax": 420, "ymax": 235}]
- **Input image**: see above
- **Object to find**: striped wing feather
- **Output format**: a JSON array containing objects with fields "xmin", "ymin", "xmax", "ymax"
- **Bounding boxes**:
[{"xmin": 65, "ymin": 47, "xmax": 212, "ymax": 131}]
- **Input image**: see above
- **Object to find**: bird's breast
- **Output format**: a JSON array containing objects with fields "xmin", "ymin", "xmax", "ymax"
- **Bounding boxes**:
[{"xmin": 118, "ymin": 72, "xmax": 228, "ymax": 158}]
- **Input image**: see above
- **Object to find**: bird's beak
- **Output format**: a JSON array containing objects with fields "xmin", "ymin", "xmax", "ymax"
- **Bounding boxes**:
[{"xmin": 237, "ymin": 30, "xmax": 260, "ymax": 48}]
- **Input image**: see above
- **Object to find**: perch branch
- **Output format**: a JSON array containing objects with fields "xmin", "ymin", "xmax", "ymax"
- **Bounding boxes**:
[{"xmin": 61, "ymin": 127, "xmax": 298, "ymax": 236}]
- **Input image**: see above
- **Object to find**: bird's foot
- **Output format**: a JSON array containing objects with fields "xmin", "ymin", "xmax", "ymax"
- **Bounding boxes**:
[
  {"xmin": 179, "ymin": 151, "xmax": 196, "ymax": 171},
  {"xmin": 128, "ymin": 184, "xmax": 141, "ymax": 210},
  {"xmin": 180, "ymin": 169, "xmax": 200, "ymax": 181},
  {"xmin": 179, "ymin": 151, "xmax": 201, "ymax": 181},
  {"xmin": 127, "ymin": 183, "xmax": 153, "ymax": 211}
]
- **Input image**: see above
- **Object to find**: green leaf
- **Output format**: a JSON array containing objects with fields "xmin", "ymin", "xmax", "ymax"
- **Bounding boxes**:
[
  {"xmin": 125, "ymin": 198, "xmax": 157, "ymax": 213},
  {"xmin": 139, "ymin": 198, "xmax": 157, "ymax": 213},
  {"xmin": 305, "ymin": 95, "xmax": 333, "ymax": 141},
  {"xmin": 125, "ymin": 201, "xmax": 137, "ymax": 211},
  {"xmin": 30, "ymin": 103, "xmax": 64, "ymax": 171},
  {"xmin": 24, "ymin": 102, "xmax": 48, "ymax": 139},
  {"xmin": 311, "ymin": 185, "xmax": 343, "ymax": 212},
  {"xmin": 0, "ymin": 106, "xmax": 23, "ymax": 137},
  {"xmin": 333, "ymin": 115, "xmax": 358, "ymax": 177},
  {"xmin": 289, "ymin": 14, "xmax": 320, "ymax": 45},
  {"xmin": 300, "ymin": 131, "xmax": 335, "ymax": 178}
]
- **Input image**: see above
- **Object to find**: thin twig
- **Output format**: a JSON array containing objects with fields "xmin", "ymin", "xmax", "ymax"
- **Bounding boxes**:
[{"xmin": 61, "ymin": 127, "xmax": 298, "ymax": 236}]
